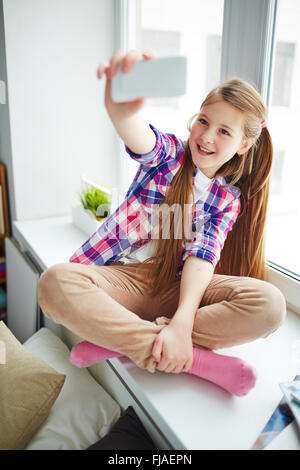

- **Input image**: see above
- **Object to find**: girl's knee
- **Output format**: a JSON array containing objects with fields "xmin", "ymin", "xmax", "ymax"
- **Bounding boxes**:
[
  {"xmin": 38, "ymin": 263, "xmax": 75, "ymax": 318},
  {"xmin": 233, "ymin": 277, "xmax": 286, "ymax": 338},
  {"xmin": 254, "ymin": 280, "xmax": 286, "ymax": 333},
  {"xmin": 38, "ymin": 263, "xmax": 71, "ymax": 293}
]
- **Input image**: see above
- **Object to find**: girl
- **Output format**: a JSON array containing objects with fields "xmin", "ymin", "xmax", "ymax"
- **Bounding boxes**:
[{"xmin": 38, "ymin": 50, "xmax": 286, "ymax": 397}]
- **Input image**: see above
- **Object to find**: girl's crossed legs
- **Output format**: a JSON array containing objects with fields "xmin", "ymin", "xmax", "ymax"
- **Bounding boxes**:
[{"xmin": 37, "ymin": 261, "xmax": 286, "ymax": 377}]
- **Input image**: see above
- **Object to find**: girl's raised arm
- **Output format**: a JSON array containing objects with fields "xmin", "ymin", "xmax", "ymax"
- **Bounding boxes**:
[{"xmin": 97, "ymin": 50, "xmax": 156, "ymax": 155}]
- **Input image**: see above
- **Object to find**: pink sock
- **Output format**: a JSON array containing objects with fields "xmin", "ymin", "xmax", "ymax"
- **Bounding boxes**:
[
  {"xmin": 70, "ymin": 342, "xmax": 256, "ymax": 397},
  {"xmin": 187, "ymin": 347, "xmax": 257, "ymax": 397},
  {"xmin": 69, "ymin": 341, "xmax": 123, "ymax": 368}
]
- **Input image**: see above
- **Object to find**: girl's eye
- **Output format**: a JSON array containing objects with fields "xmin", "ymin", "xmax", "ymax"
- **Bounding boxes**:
[
  {"xmin": 221, "ymin": 128, "xmax": 230, "ymax": 136},
  {"xmin": 198, "ymin": 118, "xmax": 208, "ymax": 125}
]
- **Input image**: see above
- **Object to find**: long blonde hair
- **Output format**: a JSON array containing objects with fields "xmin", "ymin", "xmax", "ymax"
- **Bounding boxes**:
[{"xmin": 137, "ymin": 79, "xmax": 273, "ymax": 296}]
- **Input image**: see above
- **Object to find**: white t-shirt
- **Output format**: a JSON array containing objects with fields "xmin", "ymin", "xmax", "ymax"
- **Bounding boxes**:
[{"xmin": 119, "ymin": 166, "xmax": 213, "ymax": 264}]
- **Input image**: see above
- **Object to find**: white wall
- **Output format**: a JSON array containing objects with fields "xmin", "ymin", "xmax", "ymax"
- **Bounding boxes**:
[{"xmin": 3, "ymin": 0, "xmax": 117, "ymax": 220}]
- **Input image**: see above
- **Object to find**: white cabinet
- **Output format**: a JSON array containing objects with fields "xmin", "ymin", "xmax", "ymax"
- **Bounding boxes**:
[{"xmin": 5, "ymin": 237, "xmax": 40, "ymax": 343}]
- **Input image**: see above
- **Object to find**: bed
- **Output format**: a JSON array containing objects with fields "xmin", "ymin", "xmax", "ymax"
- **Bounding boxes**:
[{"xmin": 0, "ymin": 322, "xmax": 157, "ymax": 450}]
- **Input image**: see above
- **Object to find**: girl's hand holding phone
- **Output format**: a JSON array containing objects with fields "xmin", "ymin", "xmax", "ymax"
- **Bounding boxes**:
[
  {"xmin": 96, "ymin": 50, "xmax": 155, "ymax": 120},
  {"xmin": 96, "ymin": 49, "xmax": 157, "ymax": 155}
]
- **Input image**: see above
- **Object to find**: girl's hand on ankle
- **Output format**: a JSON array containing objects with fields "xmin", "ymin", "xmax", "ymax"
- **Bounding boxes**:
[{"xmin": 151, "ymin": 324, "xmax": 193, "ymax": 374}]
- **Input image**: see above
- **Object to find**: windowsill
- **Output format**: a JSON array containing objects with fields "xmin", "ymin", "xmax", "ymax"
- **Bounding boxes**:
[
  {"xmin": 12, "ymin": 215, "xmax": 84, "ymax": 271},
  {"xmin": 12, "ymin": 215, "xmax": 300, "ymax": 450},
  {"xmin": 107, "ymin": 308, "xmax": 300, "ymax": 450}
]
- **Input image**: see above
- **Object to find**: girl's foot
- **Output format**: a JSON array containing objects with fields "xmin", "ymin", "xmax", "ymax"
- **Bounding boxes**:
[
  {"xmin": 70, "ymin": 341, "xmax": 256, "ymax": 397},
  {"xmin": 70, "ymin": 341, "xmax": 123, "ymax": 368},
  {"xmin": 187, "ymin": 347, "xmax": 257, "ymax": 397}
]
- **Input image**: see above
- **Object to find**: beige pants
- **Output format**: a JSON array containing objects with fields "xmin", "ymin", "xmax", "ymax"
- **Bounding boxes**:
[{"xmin": 37, "ymin": 261, "xmax": 286, "ymax": 373}]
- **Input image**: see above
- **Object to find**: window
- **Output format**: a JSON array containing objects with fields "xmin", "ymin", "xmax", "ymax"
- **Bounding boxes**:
[
  {"xmin": 140, "ymin": 29, "xmax": 181, "ymax": 58},
  {"xmin": 124, "ymin": 0, "xmax": 224, "ymax": 185},
  {"xmin": 270, "ymin": 152, "xmax": 285, "ymax": 195},
  {"xmin": 271, "ymin": 42, "xmax": 295, "ymax": 107},
  {"xmin": 206, "ymin": 34, "xmax": 222, "ymax": 93},
  {"xmin": 117, "ymin": 0, "xmax": 300, "ymax": 311},
  {"xmin": 140, "ymin": 29, "xmax": 181, "ymax": 109},
  {"xmin": 0, "ymin": 80, "xmax": 5, "ymax": 104},
  {"xmin": 137, "ymin": 0, "xmax": 224, "ymax": 130},
  {"xmin": 266, "ymin": 0, "xmax": 300, "ymax": 278}
]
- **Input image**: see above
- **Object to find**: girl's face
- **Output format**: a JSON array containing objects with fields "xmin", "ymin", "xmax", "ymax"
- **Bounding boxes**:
[{"xmin": 189, "ymin": 99, "xmax": 254, "ymax": 179}]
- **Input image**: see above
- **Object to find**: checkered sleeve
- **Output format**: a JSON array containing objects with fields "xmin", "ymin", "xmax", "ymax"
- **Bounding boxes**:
[
  {"xmin": 182, "ymin": 194, "xmax": 241, "ymax": 268},
  {"xmin": 125, "ymin": 123, "xmax": 182, "ymax": 167}
]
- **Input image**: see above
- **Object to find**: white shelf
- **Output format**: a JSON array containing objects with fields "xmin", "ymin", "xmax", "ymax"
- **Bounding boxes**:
[{"xmin": 13, "ymin": 216, "xmax": 87, "ymax": 271}]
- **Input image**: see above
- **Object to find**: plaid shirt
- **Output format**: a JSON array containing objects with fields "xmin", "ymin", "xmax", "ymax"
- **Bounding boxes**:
[{"xmin": 69, "ymin": 124, "xmax": 241, "ymax": 277}]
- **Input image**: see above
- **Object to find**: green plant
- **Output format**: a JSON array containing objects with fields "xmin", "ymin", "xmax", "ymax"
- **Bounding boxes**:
[{"xmin": 79, "ymin": 186, "xmax": 111, "ymax": 220}]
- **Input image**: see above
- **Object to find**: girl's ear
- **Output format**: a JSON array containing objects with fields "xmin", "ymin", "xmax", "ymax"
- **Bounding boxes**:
[{"xmin": 237, "ymin": 138, "xmax": 255, "ymax": 156}]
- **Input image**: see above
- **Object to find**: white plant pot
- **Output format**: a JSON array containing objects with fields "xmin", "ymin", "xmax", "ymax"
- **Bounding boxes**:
[{"xmin": 72, "ymin": 205, "xmax": 107, "ymax": 236}]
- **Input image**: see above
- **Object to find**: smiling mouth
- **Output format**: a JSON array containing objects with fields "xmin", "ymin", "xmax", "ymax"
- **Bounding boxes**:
[{"xmin": 197, "ymin": 144, "xmax": 215, "ymax": 155}]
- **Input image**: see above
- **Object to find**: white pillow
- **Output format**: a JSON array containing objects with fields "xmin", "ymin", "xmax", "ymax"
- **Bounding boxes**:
[{"xmin": 23, "ymin": 328, "xmax": 121, "ymax": 450}]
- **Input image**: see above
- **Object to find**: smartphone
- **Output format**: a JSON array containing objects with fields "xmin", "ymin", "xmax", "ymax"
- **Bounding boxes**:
[{"xmin": 111, "ymin": 56, "xmax": 187, "ymax": 103}]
